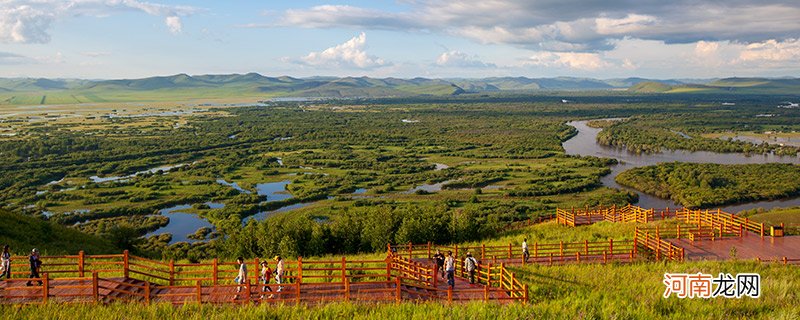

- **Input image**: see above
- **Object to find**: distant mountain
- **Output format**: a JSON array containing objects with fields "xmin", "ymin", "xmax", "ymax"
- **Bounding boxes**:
[
  {"xmin": 0, "ymin": 74, "xmax": 797, "ymax": 105},
  {"xmin": 628, "ymin": 77, "xmax": 800, "ymax": 94}
]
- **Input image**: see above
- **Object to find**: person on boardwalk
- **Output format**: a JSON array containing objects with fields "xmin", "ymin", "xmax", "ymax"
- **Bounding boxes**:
[
  {"xmin": 464, "ymin": 252, "xmax": 478, "ymax": 284},
  {"xmin": 445, "ymin": 251, "xmax": 455, "ymax": 289},
  {"xmin": 233, "ymin": 257, "xmax": 247, "ymax": 300},
  {"xmin": 1, "ymin": 245, "xmax": 11, "ymax": 279},
  {"xmin": 433, "ymin": 250, "xmax": 445, "ymax": 279},
  {"xmin": 522, "ymin": 238, "xmax": 530, "ymax": 263},
  {"xmin": 259, "ymin": 260, "xmax": 273, "ymax": 299},
  {"xmin": 25, "ymin": 248, "xmax": 42, "ymax": 286},
  {"xmin": 274, "ymin": 255, "xmax": 284, "ymax": 292}
]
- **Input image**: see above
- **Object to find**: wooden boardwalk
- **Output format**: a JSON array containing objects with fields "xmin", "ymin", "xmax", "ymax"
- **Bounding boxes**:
[
  {"xmin": 0, "ymin": 252, "xmax": 525, "ymax": 305},
  {"xmin": 668, "ymin": 233, "xmax": 800, "ymax": 262}
]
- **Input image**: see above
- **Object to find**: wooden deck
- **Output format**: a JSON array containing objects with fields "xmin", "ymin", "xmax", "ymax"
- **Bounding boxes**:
[
  {"xmin": 667, "ymin": 234, "xmax": 800, "ymax": 262},
  {"xmin": 0, "ymin": 252, "xmax": 525, "ymax": 305}
]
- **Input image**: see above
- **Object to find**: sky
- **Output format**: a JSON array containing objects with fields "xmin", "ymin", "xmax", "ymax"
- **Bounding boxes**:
[{"xmin": 1, "ymin": 0, "xmax": 799, "ymax": 79}]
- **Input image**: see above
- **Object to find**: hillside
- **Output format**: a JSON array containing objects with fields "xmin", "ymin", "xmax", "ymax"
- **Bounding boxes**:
[
  {"xmin": 0, "ymin": 210, "xmax": 118, "ymax": 255},
  {"xmin": 628, "ymin": 77, "xmax": 800, "ymax": 94},
  {"xmin": 627, "ymin": 81, "xmax": 673, "ymax": 93},
  {"xmin": 0, "ymin": 74, "xmax": 798, "ymax": 105}
]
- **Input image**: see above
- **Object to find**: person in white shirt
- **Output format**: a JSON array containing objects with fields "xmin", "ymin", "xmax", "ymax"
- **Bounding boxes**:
[
  {"xmin": 233, "ymin": 257, "xmax": 247, "ymax": 300},
  {"xmin": 445, "ymin": 251, "xmax": 455, "ymax": 289},
  {"xmin": 463, "ymin": 252, "xmax": 478, "ymax": 284},
  {"xmin": 1, "ymin": 245, "xmax": 11, "ymax": 279},
  {"xmin": 274, "ymin": 255, "xmax": 284, "ymax": 292},
  {"xmin": 522, "ymin": 238, "xmax": 529, "ymax": 262}
]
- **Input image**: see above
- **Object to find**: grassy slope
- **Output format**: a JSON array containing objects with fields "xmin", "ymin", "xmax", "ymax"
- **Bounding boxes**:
[{"xmin": 0, "ymin": 210, "xmax": 118, "ymax": 255}]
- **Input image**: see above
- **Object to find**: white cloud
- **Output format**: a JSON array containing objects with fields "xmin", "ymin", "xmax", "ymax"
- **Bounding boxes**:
[
  {"xmin": 525, "ymin": 52, "xmax": 610, "ymax": 70},
  {"xmin": 738, "ymin": 39, "xmax": 800, "ymax": 63},
  {"xmin": 274, "ymin": 1, "xmax": 800, "ymax": 52},
  {"xmin": 0, "ymin": 5, "xmax": 54, "ymax": 43},
  {"xmin": 165, "ymin": 16, "xmax": 182, "ymax": 34},
  {"xmin": 294, "ymin": 32, "xmax": 388, "ymax": 69},
  {"xmin": 0, "ymin": 0, "xmax": 201, "ymax": 44},
  {"xmin": 435, "ymin": 51, "xmax": 495, "ymax": 68},
  {"xmin": 595, "ymin": 14, "xmax": 657, "ymax": 35}
]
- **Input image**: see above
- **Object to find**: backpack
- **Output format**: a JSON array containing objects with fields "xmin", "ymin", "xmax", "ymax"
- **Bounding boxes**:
[{"xmin": 465, "ymin": 257, "xmax": 477, "ymax": 272}]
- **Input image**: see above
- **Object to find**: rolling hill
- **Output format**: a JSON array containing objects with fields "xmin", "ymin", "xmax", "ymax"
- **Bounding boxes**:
[{"xmin": 0, "ymin": 74, "xmax": 797, "ymax": 105}]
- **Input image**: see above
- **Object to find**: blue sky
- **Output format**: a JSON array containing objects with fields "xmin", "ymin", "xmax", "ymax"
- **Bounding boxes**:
[{"xmin": 1, "ymin": 0, "xmax": 799, "ymax": 79}]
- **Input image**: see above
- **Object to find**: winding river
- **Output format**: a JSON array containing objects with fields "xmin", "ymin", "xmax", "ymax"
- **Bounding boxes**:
[{"xmin": 562, "ymin": 120, "xmax": 800, "ymax": 212}]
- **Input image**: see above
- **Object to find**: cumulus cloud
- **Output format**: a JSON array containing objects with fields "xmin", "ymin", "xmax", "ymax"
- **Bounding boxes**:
[
  {"xmin": 525, "ymin": 52, "xmax": 611, "ymax": 70},
  {"xmin": 738, "ymin": 39, "xmax": 800, "ymax": 63},
  {"xmin": 272, "ymin": 1, "xmax": 800, "ymax": 52},
  {"xmin": 0, "ymin": 0, "xmax": 201, "ymax": 43},
  {"xmin": 165, "ymin": 16, "xmax": 182, "ymax": 34},
  {"xmin": 435, "ymin": 51, "xmax": 495, "ymax": 68},
  {"xmin": 293, "ymin": 32, "xmax": 388, "ymax": 69}
]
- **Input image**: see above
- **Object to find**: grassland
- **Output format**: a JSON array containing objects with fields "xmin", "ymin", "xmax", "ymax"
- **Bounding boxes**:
[{"xmin": 2, "ymin": 220, "xmax": 798, "ymax": 319}]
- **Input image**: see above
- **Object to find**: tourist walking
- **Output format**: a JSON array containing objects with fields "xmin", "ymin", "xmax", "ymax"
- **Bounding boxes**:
[
  {"xmin": 445, "ymin": 251, "xmax": 455, "ymax": 289},
  {"xmin": 1, "ymin": 245, "xmax": 11, "ymax": 279},
  {"xmin": 433, "ymin": 250, "xmax": 445, "ymax": 279},
  {"xmin": 233, "ymin": 257, "xmax": 247, "ymax": 300},
  {"xmin": 25, "ymin": 248, "xmax": 42, "ymax": 286},
  {"xmin": 522, "ymin": 238, "xmax": 530, "ymax": 262},
  {"xmin": 274, "ymin": 255, "xmax": 284, "ymax": 292},
  {"xmin": 259, "ymin": 260, "xmax": 273, "ymax": 299},
  {"xmin": 464, "ymin": 252, "xmax": 479, "ymax": 284}
]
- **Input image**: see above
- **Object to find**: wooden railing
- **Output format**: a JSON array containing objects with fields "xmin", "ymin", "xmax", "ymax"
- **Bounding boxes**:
[
  {"xmin": 556, "ymin": 205, "xmax": 678, "ymax": 227},
  {"xmin": 389, "ymin": 239, "xmax": 637, "ymax": 266},
  {"xmin": 1, "ymin": 250, "xmax": 523, "ymax": 305},
  {"xmin": 676, "ymin": 208, "xmax": 765, "ymax": 238},
  {"xmin": 386, "ymin": 254, "xmax": 527, "ymax": 303},
  {"xmin": 633, "ymin": 228, "xmax": 685, "ymax": 261}
]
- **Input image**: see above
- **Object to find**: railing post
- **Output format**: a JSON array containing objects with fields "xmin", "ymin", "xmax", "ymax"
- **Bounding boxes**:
[
  {"xmin": 454, "ymin": 245, "xmax": 459, "ymax": 261},
  {"xmin": 297, "ymin": 256, "xmax": 303, "ymax": 285},
  {"xmin": 408, "ymin": 242, "xmax": 412, "ymax": 259},
  {"xmin": 395, "ymin": 277, "xmax": 401, "ymax": 304},
  {"xmin": 385, "ymin": 256, "xmax": 392, "ymax": 281},
  {"xmin": 508, "ymin": 243, "xmax": 512, "ymax": 259},
  {"xmin": 448, "ymin": 287, "xmax": 453, "ymax": 303},
  {"xmin": 523, "ymin": 284, "xmax": 529, "ymax": 304},
  {"xmin": 533, "ymin": 242, "xmax": 538, "ymax": 259},
  {"xmin": 484, "ymin": 283, "xmax": 489, "ymax": 301},
  {"xmin": 245, "ymin": 279, "xmax": 252, "ymax": 304},
  {"xmin": 144, "ymin": 281, "xmax": 151, "ymax": 305},
  {"xmin": 584, "ymin": 239, "xmax": 589, "ymax": 255},
  {"xmin": 78, "ymin": 250, "xmax": 85, "ymax": 277},
  {"xmin": 559, "ymin": 241, "xmax": 564, "ymax": 257},
  {"xmin": 427, "ymin": 241, "xmax": 432, "ymax": 260},
  {"xmin": 123, "ymin": 250, "xmax": 129, "ymax": 279},
  {"xmin": 196, "ymin": 280, "xmax": 202, "ymax": 304},
  {"xmin": 42, "ymin": 273, "xmax": 49, "ymax": 303},
  {"xmin": 169, "ymin": 260, "xmax": 175, "ymax": 286},
  {"xmin": 481, "ymin": 244, "xmax": 486, "ymax": 260},
  {"xmin": 296, "ymin": 278, "xmax": 301, "ymax": 305},
  {"xmin": 341, "ymin": 256, "xmax": 347, "ymax": 284},
  {"xmin": 609, "ymin": 238, "xmax": 614, "ymax": 255},
  {"xmin": 92, "ymin": 271, "xmax": 99, "ymax": 302},
  {"xmin": 344, "ymin": 277, "xmax": 350, "ymax": 301},
  {"xmin": 212, "ymin": 258, "xmax": 218, "ymax": 285}
]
